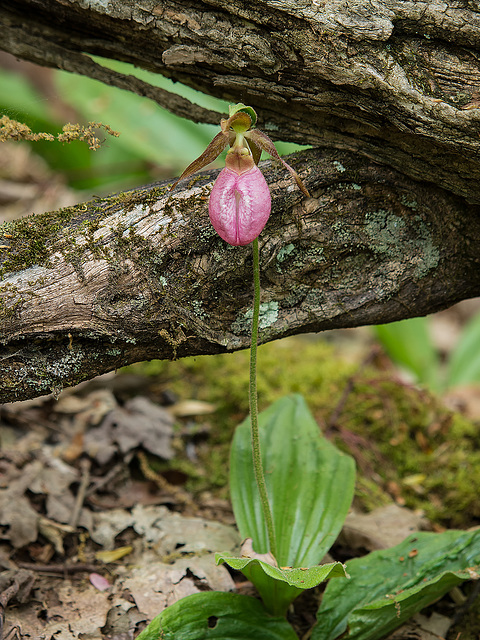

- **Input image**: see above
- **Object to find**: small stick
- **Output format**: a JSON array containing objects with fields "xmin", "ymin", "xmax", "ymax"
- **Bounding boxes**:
[
  {"xmin": 137, "ymin": 451, "xmax": 196, "ymax": 510},
  {"xmin": 17, "ymin": 562, "xmax": 97, "ymax": 574},
  {"xmin": 327, "ymin": 346, "xmax": 380, "ymax": 429},
  {"xmin": 86, "ymin": 453, "xmax": 133, "ymax": 496},
  {"xmin": 69, "ymin": 458, "xmax": 91, "ymax": 529}
]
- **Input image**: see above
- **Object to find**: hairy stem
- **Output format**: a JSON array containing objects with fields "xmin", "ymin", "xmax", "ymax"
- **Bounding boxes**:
[{"xmin": 250, "ymin": 237, "xmax": 277, "ymax": 557}]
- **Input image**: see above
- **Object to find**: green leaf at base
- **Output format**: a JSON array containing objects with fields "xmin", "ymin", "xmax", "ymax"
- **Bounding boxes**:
[
  {"xmin": 230, "ymin": 394, "xmax": 355, "ymax": 569},
  {"xmin": 312, "ymin": 529, "xmax": 480, "ymax": 640},
  {"xmin": 136, "ymin": 591, "xmax": 299, "ymax": 640},
  {"xmin": 216, "ymin": 553, "xmax": 348, "ymax": 616}
]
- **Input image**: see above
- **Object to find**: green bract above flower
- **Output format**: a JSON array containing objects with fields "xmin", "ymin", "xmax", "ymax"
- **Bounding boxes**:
[
  {"xmin": 169, "ymin": 103, "xmax": 310, "ymax": 246},
  {"xmin": 169, "ymin": 103, "xmax": 310, "ymax": 198},
  {"xmin": 228, "ymin": 102, "xmax": 258, "ymax": 127}
]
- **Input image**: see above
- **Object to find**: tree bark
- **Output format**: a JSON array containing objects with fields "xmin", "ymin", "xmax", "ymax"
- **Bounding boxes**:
[
  {"xmin": 2, "ymin": 0, "xmax": 480, "ymax": 201},
  {"xmin": 1, "ymin": 0, "xmax": 480, "ymax": 401},
  {"xmin": 1, "ymin": 148, "xmax": 480, "ymax": 403}
]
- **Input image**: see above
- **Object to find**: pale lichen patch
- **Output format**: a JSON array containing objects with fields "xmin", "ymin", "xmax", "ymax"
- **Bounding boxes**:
[
  {"xmin": 277, "ymin": 243, "xmax": 296, "ymax": 263},
  {"xmin": 364, "ymin": 209, "xmax": 439, "ymax": 280}
]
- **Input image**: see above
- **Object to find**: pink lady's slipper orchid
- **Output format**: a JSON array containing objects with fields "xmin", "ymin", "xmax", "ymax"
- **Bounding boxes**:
[
  {"xmin": 209, "ymin": 155, "xmax": 271, "ymax": 246},
  {"xmin": 169, "ymin": 104, "xmax": 309, "ymax": 246}
]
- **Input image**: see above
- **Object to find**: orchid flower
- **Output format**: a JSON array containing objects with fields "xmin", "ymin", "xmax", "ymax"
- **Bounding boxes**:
[
  {"xmin": 170, "ymin": 103, "xmax": 310, "ymax": 246},
  {"xmin": 170, "ymin": 105, "xmax": 311, "ymax": 559}
]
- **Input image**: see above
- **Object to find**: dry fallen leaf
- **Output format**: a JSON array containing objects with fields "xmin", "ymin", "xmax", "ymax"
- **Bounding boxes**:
[
  {"xmin": 96, "ymin": 545, "xmax": 133, "ymax": 563},
  {"xmin": 84, "ymin": 396, "xmax": 174, "ymax": 464},
  {"xmin": 168, "ymin": 399, "xmax": 216, "ymax": 417},
  {"xmin": 444, "ymin": 384, "xmax": 480, "ymax": 420},
  {"xmin": 91, "ymin": 504, "xmax": 241, "ymax": 554},
  {"xmin": 120, "ymin": 554, "xmax": 236, "ymax": 620},
  {"xmin": 0, "ymin": 493, "xmax": 39, "ymax": 548},
  {"xmin": 5, "ymin": 583, "xmax": 112, "ymax": 639},
  {"xmin": 240, "ymin": 537, "xmax": 278, "ymax": 567},
  {"xmin": 386, "ymin": 611, "xmax": 452, "ymax": 639},
  {"xmin": 340, "ymin": 504, "xmax": 427, "ymax": 552}
]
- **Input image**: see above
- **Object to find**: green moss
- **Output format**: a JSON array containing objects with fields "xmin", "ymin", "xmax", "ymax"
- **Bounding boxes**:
[
  {"xmin": 355, "ymin": 476, "xmax": 392, "ymax": 511},
  {"xmin": 125, "ymin": 336, "xmax": 480, "ymax": 528},
  {"xmin": 0, "ymin": 205, "xmax": 80, "ymax": 279},
  {"xmin": 187, "ymin": 175, "xmax": 206, "ymax": 190},
  {"xmin": 0, "ymin": 182, "xmax": 172, "ymax": 284},
  {"xmin": 125, "ymin": 338, "xmax": 357, "ymax": 501},
  {"xmin": 105, "ymin": 185, "xmax": 168, "ymax": 213},
  {"xmin": 335, "ymin": 376, "xmax": 480, "ymax": 527},
  {"xmin": 0, "ymin": 282, "xmax": 24, "ymax": 318}
]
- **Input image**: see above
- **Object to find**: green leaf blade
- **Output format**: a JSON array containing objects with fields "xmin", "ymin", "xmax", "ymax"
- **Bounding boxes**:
[
  {"xmin": 312, "ymin": 529, "xmax": 480, "ymax": 640},
  {"xmin": 447, "ymin": 311, "xmax": 480, "ymax": 387},
  {"xmin": 230, "ymin": 394, "xmax": 355, "ymax": 569},
  {"xmin": 374, "ymin": 318, "xmax": 441, "ymax": 391},
  {"xmin": 136, "ymin": 591, "xmax": 299, "ymax": 640},
  {"xmin": 216, "ymin": 553, "xmax": 348, "ymax": 615}
]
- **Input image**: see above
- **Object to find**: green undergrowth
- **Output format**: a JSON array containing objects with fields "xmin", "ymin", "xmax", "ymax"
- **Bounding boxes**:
[{"xmin": 125, "ymin": 335, "xmax": 480, "ymax": 529}]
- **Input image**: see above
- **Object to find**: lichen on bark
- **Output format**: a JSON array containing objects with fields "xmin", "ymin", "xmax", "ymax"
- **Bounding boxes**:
[{"xmin": 1, "ymin": 147, "xmax": 480, "ymax": 402}]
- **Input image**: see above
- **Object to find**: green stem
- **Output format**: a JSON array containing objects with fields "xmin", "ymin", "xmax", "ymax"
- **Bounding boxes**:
[{"xmin": 250, "ymin": 237, "xmax": 277, "ymax": 557}]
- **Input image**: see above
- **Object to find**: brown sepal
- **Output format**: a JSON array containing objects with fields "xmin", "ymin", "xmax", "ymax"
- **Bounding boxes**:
[
  {"xmin": 245, "ymin": 129, "xmax": 311, "ymax": 197},
  {"xmin": 169, "ymin": 130, "xmax": 231, "ymax": 192},
  {"xmin": 246, "ymin": 137, "xmax": 262, "ymax": 166}
]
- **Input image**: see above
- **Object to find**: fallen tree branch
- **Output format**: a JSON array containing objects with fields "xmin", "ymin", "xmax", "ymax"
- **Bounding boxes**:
[
  {"xmin": 2, "ymin": 1, "xmax": 480, "ymax": 202},
  {"xmin": 1, "ymin": 147, "xmax": 480, "ymax": 403}
]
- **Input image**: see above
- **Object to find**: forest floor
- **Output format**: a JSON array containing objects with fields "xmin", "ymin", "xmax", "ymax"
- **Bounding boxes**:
[{"xmin": 1, "ymin": 317, "xmax": 480, "ymax": 640}]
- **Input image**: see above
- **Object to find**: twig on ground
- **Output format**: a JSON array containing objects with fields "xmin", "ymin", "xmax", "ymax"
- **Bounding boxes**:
[
  {"xmin": 327, "ymin": 346, "xmax": 380, "ymax": 429},
  {"xmin": 17, "ymin": 562, "xmax": 97, "ymax": 574},
  {"xmin": 69, "ymin": 458, "xmax": 91, "ymax": 529},
  {"xmin": 137, "ymin": 450, "xmax": 196, "ymax": 511},
  {"xmin": 86, "ymin": 453, "xmax": 134, "ymax": 497}
]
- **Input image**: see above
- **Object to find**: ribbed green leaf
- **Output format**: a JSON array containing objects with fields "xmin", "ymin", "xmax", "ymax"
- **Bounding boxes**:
[
  {"xmin": 136, "ymin": 591, "xmax": 298, "ymax": 640},
  {"xmin": 216, "ymin": 553, "xmax": 347, "ymax": 616},
  {"xmin": 313, "ymin": 529, "xmax": 480, "ymax": 640},
  {"xmin": 230, "ymin": 394, "xmax": 355, "ymax": 568}
]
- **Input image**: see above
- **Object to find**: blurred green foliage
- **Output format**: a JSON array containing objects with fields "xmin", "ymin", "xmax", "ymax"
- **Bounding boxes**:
[
  {"xmin": 375, "ymin": 312, "xmax": 480, "ymax": 392},
  {"xmin": 0, "ymin": 57, "xmax": 308, "ymax": 193}
]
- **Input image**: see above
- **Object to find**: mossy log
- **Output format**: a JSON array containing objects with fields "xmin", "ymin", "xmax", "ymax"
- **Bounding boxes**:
[
  {"xmin": 2, "ymin": 1, "xmax": 480, "ymax": 401},
  {"xmin": 1, "ymin": 148, "xmax": 480, "ymax": 403}
]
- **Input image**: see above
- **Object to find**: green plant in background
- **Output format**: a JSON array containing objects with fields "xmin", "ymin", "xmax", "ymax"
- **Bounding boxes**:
[
  {"xmin": 375, "ymin": 312, "xmax": 480, "ymax": 392},
  {"xmin": 137, "ymin": 105, "xmax": 480, "ymax": 639},
  {"xmin": 0, "ymin": 60, "xmax": 227, "ymax": 191},
  {"xmin": 0, "ymin": 59, "xmax": 307, "ymax": 192}
]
